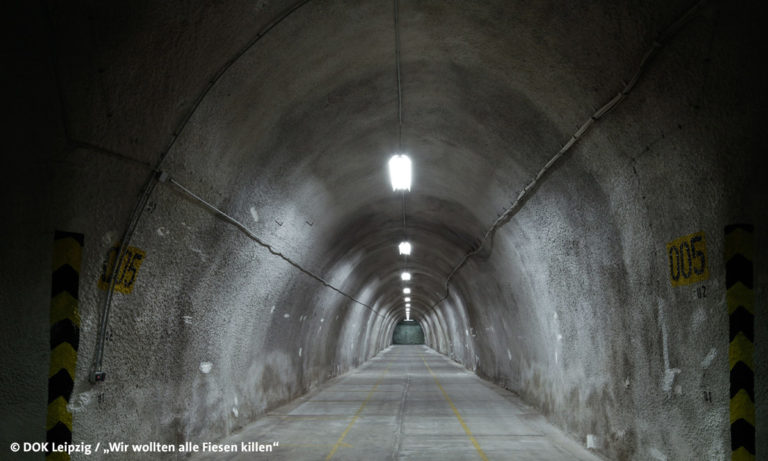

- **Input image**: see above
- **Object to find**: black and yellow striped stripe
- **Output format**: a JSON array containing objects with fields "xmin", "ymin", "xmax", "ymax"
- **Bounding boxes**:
[
  {"xmin": 725, "ymin": 224, "xmax": 754, "ymax": 461},
  {"xmin": 48, "ymin": 231, "xmax": 83, "ymax": 461}
]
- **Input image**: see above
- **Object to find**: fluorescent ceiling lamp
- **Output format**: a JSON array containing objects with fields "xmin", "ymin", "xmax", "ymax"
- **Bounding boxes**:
[
  {"xmin": 401, "ymin": 272, "xmax": 411, "ymax": 281},
  {"xmin": 405, "ymin": 303, "xmax": 410, "ymax": 308},
  {"xmin": 388, "ymin": 154, "xmax": 412, "ymax": 191},
  {"xmin": 398, "ymin": 241, "xmax": 411, "ymax": 255},
  {"xmin": 403, "ymin": 288, "xmax": 411, "ymax": 294},
  {"xmin": 404, "ymin": 297, "xmax": 411, "ymax": 302}
]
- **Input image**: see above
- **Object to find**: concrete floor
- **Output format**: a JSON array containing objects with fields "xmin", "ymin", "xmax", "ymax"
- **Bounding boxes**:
[{"xmin": 192, "ymin": 346, "xmax": 604, "ymax": 461}]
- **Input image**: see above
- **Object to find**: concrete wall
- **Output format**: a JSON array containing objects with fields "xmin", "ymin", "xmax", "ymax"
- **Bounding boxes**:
[
  {"xmin": 3, "ymin": 1, "xmax": 766, "ymax": 460},
  {"xmin": 416, "ymin": 2, "xmax": 768, "ymax": 459},
  {"xmin": 414, "ymin": 2, "xmax": 768, "ymax": 458}
]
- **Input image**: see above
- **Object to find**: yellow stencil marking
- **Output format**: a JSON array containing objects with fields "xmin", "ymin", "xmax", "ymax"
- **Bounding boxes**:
[
  {"xmin": 98, "ymin": 245, "xmax": 146, "ymax": 294},
  {"xmin": 729, "ymin": 333, "xmax": 754, "ymax": 370},
  {"xmin": 666, "ymin": 231, "xmax": 708, "ymax": 286},
  {"xmin": 50, "ymin": 291, "xmax": 80, "ymax": 327},
  {"xmin": 49, "ymin": 343, "xmax": 78, "ymax": 379},
  {"xmin": 724, "ymin": 228, "xmax": 753, "ymax": 263},
  {"xmin": 727, "ymin": 282, "xmax": 754, "ymax": 315},
  {"xmin": 46, "ymin": 397, "xmax": 72, "ymax": 431},
  {"xmin": 52, "ymin": 237, "xmax": 82, "ymax": 272},
  {"xmin": 730, "ymin": 390, "xmax": 755, "ymax": 426},
  {"xmin": 732, "ymin": 446, "xmax": 754, "ymax": 461}
]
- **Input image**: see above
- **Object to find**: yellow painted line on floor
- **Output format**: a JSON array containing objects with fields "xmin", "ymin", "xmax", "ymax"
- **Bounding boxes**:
[
  {"xmin": 325, "ymin": 364, "xmax": 391, "ymax": 460},
  {"xmin": 421, "ymin": 355, "xmax": 489, "ymax": 461}
]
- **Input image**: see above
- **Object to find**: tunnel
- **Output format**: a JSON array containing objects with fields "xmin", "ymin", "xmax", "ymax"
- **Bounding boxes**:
[
  {"xmin": 3, "ymin": 0, "xmax": 768, "ymax": 460},
  {"xmin": 392, "ymin": 321, "xmax": 425, "ymax": 345}
]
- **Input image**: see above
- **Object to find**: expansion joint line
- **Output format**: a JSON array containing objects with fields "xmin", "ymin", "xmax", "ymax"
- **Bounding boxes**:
[
  {"xmin": 392, "ymin": 372, "xmax": 410, "ymax": 459},
  {"xmin": 166, "ymin": 176, "xmax": 385, "ymax": 319},
  {"xmin": 430, "ymin": 0, "xmax": 707, "ymax": 310}
]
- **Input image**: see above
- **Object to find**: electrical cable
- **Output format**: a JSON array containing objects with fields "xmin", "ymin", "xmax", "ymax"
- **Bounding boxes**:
[
  {"xmin": 429, "ymin": 0, "xmax": 707, "ymax": 309},
  {"xmin": 394, "ymin": 0, "xmax": 410, "ymax": 322},
  {"xmin": 401, "ymin": 191, "xmax": 408, "ymax": 271},
  {"xmin": 394, "ymin": 0, "xmax": 403, "ymax": 151},
  {"xmin": 90, "ymin": 172, "xmax": 159, "ymax": 382},
  {"xmin": 89, "ymin": 0, "xmax": 314, "ymax": 382},
  {"xmin": 165, "ymin": 176, "xmax": 385, "ymax": 319},
  {"xmin": 402, "ymin": 191, "xmax": 407, "ymax": 232}
]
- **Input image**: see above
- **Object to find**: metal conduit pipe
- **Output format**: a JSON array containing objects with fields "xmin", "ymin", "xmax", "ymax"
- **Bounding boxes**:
[
  {"xmin": 89, "ymin": 0, "xmax": 314, "ymax": 383},
  {"xmin": 431, "ymin": 0, "xmax": 707, "ymax": 310},
  {"xmin": 165, "ymin": 175, "xmax": 385, "ymax": 318}
]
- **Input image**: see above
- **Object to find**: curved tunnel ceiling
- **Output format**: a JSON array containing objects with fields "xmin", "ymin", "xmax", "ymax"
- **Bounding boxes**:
[
  {"xmin": 7, "ymin": 0, "xmax": 767, "ymax": 460},
  {"xmin": 154, "ymin": 0, "xmax": 615, "ymax": 323}
]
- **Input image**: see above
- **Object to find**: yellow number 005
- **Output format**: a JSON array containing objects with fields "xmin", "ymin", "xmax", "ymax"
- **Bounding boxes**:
[
  {"xmin": 667, "ymin": 231, "xmax": 708, "ymax": 287},
  {"xmin": 98, "ymin": 245, "xmax": 146, "ymax": 294}
]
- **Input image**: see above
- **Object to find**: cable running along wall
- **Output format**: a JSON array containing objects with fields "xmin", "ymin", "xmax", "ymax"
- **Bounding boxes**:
[
  {"xmin": 430, "ymin": 0, "xmax": 707, "ymax": 309},
  {"xmin": 89, "ymin": 0, "xmax": 315, "ymax": 382}
]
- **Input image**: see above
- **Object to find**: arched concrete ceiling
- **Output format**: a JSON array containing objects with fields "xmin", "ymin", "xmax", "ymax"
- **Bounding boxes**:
[
  {"xmin": 50, "ymin": 0, "xmax": 669, "ymax": 321},
  {"xmin": 4, "ymin": 1, "xmax": 768, "ymax": 460}
]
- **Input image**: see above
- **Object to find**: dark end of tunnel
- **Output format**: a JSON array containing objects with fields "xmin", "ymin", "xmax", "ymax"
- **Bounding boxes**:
[{"xmin": 392, "ymin": 320, "xmax": 425, "ymax": 345}]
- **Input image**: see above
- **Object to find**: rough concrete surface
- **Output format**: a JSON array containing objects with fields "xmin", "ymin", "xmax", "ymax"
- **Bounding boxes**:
[
  {"xmin": 2, "ymin": 1, "xmax": 767, "ymax": 460},
  {"xmin": 190, "ymin": 346, "xmax": 605, "ymax": 461}
]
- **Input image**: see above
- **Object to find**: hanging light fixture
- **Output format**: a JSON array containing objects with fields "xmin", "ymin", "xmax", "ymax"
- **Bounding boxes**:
[
  {"xmin": 388, "ymin": 154, "xmax": 412, "ymax": 191},
  {"xmin": 403, "ymin": 288, "xmax": 411, "ymax": 294},
  {"xmin": 401, "ymin": 271, "xmax": 411, "ymax": 281},
  {"xmin": 398, "ymin": 241, "xmax": 411, "ymax": 255}
]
